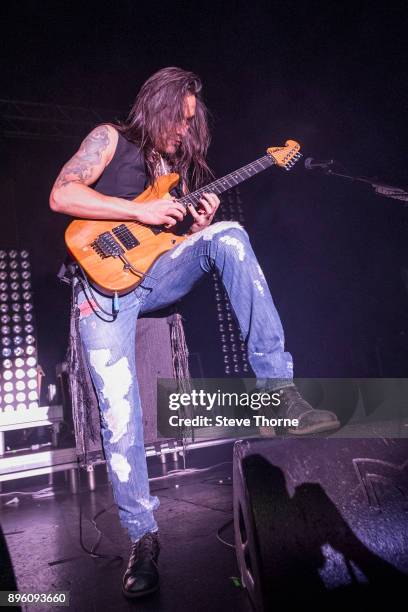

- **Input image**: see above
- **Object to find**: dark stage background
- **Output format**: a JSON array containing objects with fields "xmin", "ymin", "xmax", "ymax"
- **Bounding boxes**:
[{"xmin": 1, "ymin": 1, "xmax": 408, "ymax": 385}]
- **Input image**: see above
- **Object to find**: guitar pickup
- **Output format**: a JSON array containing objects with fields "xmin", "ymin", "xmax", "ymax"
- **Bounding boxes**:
[{"xmin": 112, "ymin": 224, "xmax": 140, "ymax": 250}]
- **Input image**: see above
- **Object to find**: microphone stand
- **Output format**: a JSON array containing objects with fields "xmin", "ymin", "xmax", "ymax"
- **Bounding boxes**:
[{"xmin": 313, "ymin": 164, "xmax": 408, "ymax": 203}]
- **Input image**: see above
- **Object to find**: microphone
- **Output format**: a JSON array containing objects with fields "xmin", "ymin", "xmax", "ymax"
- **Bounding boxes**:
[{"xmin": 304, "ymin": 157, "xmax": 335, "ymax": 170}]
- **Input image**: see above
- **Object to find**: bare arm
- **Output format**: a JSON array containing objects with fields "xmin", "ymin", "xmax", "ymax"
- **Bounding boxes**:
[{"xmin": 49, "ymin": 124, "xmax": 186, "ymax": 226}]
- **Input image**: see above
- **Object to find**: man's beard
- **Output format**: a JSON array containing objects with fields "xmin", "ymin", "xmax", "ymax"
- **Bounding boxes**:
[{"xmin": 162, "ymin": 145, "xmax": 181, "ymax": 163}]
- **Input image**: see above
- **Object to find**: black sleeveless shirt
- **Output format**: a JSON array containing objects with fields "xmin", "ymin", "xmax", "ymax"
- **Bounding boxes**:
[
  {"xmin": 92, "ymin": 130, "xmax": 148, "ymax": 200},
  {"xmin": 90, "ymin": 128, "xmax": 186, "ymax": 231}
]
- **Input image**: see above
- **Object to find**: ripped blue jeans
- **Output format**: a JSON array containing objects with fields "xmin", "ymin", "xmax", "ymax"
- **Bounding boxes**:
[{"xmin": 76, "ymin": 221, "xmax": 293, "ymax": 542}]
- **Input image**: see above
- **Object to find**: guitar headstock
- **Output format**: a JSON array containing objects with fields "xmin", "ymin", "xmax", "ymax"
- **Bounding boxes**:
[{"xmin": 267, "ymin": 140, "xmax": 302, "ymax": 171}]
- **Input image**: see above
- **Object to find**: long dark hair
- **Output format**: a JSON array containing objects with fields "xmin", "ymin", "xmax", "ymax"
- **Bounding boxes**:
[{"xmin": 117, "ymin": 67, "xmax": 212, "ymax": 191}]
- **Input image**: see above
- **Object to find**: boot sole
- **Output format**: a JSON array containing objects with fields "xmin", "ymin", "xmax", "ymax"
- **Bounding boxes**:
[
  {"xmin": 122, "ymin": 583, "xmax": 159, "ymax": 599},
  {"xmin": 287, "ymin": 420, "xmax": 341, "ymax": 436}
]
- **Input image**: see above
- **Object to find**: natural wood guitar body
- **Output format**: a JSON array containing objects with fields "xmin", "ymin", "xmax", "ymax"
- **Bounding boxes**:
[{"xmin": 65, "ymin": 173, "xmax": 186, "ymax": 295}]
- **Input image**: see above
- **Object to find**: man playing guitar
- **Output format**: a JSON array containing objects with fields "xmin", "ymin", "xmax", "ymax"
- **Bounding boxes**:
[{"xmin": 49, "ymin": 66, "xmax": 340, "ymax": 599}]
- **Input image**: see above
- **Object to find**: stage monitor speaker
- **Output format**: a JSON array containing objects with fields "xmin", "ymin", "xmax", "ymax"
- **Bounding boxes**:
[{"xmin": 233, "ymin": 437, "xmax": 408, "ymax": 610}]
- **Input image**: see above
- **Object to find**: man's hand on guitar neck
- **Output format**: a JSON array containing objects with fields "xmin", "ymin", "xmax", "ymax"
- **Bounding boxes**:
[{"xmin": 186, "ymin": 192, "xmax": 220, "ymax": 234}]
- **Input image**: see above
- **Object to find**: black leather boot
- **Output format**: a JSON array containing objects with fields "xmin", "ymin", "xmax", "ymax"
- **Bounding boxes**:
[
  {"xmin": 122, "ymin": 531, "xmax": 160, "ymax": 598},
  {"xmin": 276, "ymin": 385, "xmax": 340, "ymax": 435}
]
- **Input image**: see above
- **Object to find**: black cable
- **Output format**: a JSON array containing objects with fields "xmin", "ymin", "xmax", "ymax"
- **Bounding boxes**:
[
  {"xmin": 216, "ymin": 517, "xmax": 235, "ymax": 549},
  {"xmin": 76, "ymin": 462, "xmax": 235, "ymax": 559},
  {"xmin": 76, "ymin": 264, "xmax": 118, "ymax": 323},
  {"xmin": 77, "ymin": 477, "xmax": 123, "ymax": 562},
  {"xmin": 201, "ymin": 475, "xmax": 233, "ymax": 486},
  {"xmin": 199, "ymin": 472, "xmax": 235, "ymax": 549}
]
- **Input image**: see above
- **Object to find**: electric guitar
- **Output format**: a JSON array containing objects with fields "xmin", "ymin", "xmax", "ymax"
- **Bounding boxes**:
[{"xmin": 65, "ymin": 140, "xmax": 301, "ymax": 295}]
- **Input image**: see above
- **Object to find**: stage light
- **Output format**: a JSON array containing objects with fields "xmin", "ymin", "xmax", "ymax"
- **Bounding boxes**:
[{"xmin": 0, "ymin": 250, "xmax": 39, "ymax": 414}]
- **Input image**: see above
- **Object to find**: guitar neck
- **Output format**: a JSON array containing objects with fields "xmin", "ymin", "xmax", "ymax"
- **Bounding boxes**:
[{"xmin": 179, "ymin": 154, "xmax": 275, "ymax": 208}]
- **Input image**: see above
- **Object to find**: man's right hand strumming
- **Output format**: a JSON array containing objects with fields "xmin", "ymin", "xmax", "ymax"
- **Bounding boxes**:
[{"xmin": 134, "ymin": 198, "xmax": 186, "ymax": 228}]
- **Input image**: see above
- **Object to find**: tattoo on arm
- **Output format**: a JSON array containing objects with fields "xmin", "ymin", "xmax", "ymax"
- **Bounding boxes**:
[{"xmin": 55, "ymin": 125, "xmax": 111, "ymax": 188}]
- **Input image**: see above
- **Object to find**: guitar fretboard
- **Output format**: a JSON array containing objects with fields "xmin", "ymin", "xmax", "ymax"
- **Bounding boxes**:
[{"xmin": 179, "ymin": 154, "xmax": 275, "ymax": 208}]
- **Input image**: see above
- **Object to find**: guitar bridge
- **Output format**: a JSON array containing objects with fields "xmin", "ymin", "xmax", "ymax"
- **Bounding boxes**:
[{"xmin": 91, "ymin": 232, "xmax": 124, "ymax": 258}]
